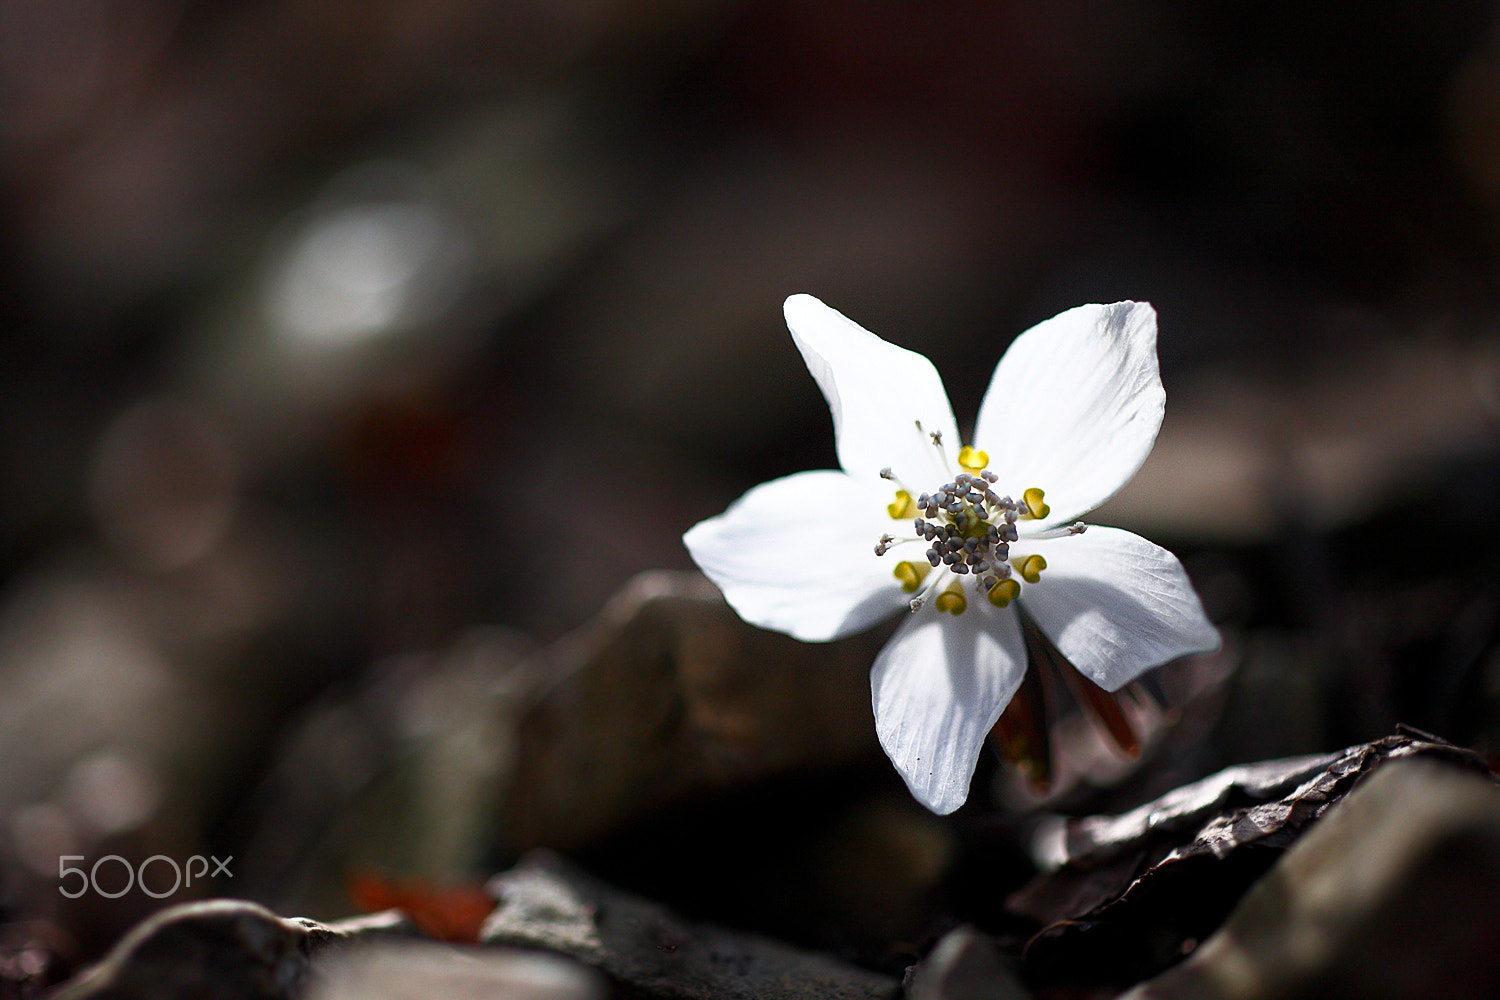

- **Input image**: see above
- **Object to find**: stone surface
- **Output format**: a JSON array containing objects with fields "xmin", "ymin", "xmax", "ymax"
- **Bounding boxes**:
[
  {"xmin": 245, "ymin": 571, "xmax": 895, "ymax": 923},
  {"xmin": 500, "ymin": 571, "xmax": 889, "ymax": 855},
  {"xmin": 901, "ymin": 926, "xmax": 1030, "ymax": 1000},
  {"xmin": 47, "ymin": 900, "xmax": 413, "ymax": 1000},
  {"xmin": 1119, "ymin": 758, "xmax": 1500, "ymax": 1000},
  {"xmin": 481, "ymin": 850, "xmax": 900, "ymax": 1000},
  {"xmin": 234, "ymin": 571, "xmax": 947, "ymax": 957},
  {"xmin": 309, "ymin": 940, "xmax": 604, "ymax": 1000}
]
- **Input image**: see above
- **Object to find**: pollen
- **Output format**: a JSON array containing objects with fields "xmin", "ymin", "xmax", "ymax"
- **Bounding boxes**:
[
  {"xmin": 888, "ymin": 490, "xmax": 917, "ymax": 519},
  {"xmin": 872, "ymin": 435, "xmax": 1077, "ymax": 615},
  {"xmin": 987, "ymin": 578, "xmax": 1020, "ymax": 607},
  {"xmin": 1012, "ymin": 553, "xmax": 1046, "ymax": 583},
  {"xmin": 893, "ymin": 560, "xmax": 929, "ymax": 593},
  {"xmin": 934, "ymin": 583, "xmax": 967, "ymax": 615},
  {"xmin": 957, "ymin": 445, "xmax": 989, "ymax": 472},
  {"xmin": 1021, "ymin": 487, "xmax": 1050, "ymax": 520}
]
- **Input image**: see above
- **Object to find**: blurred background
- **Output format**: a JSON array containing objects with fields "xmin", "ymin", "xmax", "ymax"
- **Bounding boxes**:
[{"xmin": 2, "ymin": 0, "xmax": 1499, "ymax": 987}]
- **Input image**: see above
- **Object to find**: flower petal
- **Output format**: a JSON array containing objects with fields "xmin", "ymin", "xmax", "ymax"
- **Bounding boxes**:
[
  {"xmin": 1019, "ymin": 526, "xmax": 1220, "ymax": 691},
  {"xmin": 871, "ymin": 606, "xmax": 1026, "ymax": 814},
  {"xmin": 973, "ymin": 302, "xmax": 1164, "ymax": 526},
  {"xmin": 784, "ymin": 294, "xmax": 959, "ymax": 488},
  {"xmin": 683, "ymin": 469, "xmax": 910, "ymax": 641}
]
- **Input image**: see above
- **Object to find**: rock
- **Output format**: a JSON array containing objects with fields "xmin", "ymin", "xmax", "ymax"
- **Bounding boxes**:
[
  {"xmin": 244, "ymin": 571, "xmax": 892, "ymax": 919},
  {"xmin": 496, "ymin": 579, "xmax": 951, "ymax": 959},
  {"xmin": 237, "ymin": 572, "xmax": 942, "ymax": 956},
  {"xmin": 500, "ymin": 571, "xmax": 888, "ymax": 854},
  {"xmin": 47, "ymin": 900, "xmax": 315, "ymax": 1000},
  {"xmin": 309, "ymin": 940, "xmax": 604, "ymax": 1000},
  {"xmin": 1008, "ymin": 734, "xmax": 1492, "ymax": 990},
  {"xmin": 481, "ymin": 850, "xmax": 900, "ymax": 1000},
  {"xmin": 47, "ymin": 899, "xmax": 413, "ymax": 1000},
  {"xmin": 1120, "ymin": 758, "xmax": 1500, "ymax": 1000},
  {"xmin": 312, "ymin": 909, "xmax": 420, "ymax": 943},
  {"xmin": 901, "ymin": 926, "xmax": 1030, "ymax": 1000}
]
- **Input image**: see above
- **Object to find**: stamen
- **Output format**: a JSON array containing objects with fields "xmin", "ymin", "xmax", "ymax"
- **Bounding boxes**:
[
  {"xmin": 893, "ymin": 560, "xmax": 929, "ymax": 593},
  {"xmin": 934, "ymin": 583, "xmax": 967, "ymax": 616},
  {"xmin": 957, "ymin": 445, "xmax": 988, "ymax": 472},
  {"xmin": 881, "ymin": 467, "xmax": 917, "ymax": 495},
  {"xmin": 1012, "ymin": 554, "xmax": 1047, "ymax": 584},
  {"xmin": 874, "ymin": 454, "xmax": 1073, "ymax": 613},
  {"xmin": 1021, "ymin": 487, "xmax": 1050, "ymax": 520},
  {"xmin": 988, "ymin": 578, "xmax": 1020, "ymax": 608},
  {"xmin": 1025, "ymin": 522, "xmax": 1089, "ymax": 540},
  {"xmin": 928, "ymin": 428, "xmax": 951, "ymax": 470},
  {"xmin": 910, "ymin": 561, "xmax": 953, "ymax": 611},
  {"xmin": 887, "ymin": 490, "xmax": 917, "ymax": 519}
]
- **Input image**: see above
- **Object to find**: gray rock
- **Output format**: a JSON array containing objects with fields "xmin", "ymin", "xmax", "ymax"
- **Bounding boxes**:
[
  {"xmin": 902, "ymin": 926, "xmax": 1030, "ymax": 1000},
  {"xmin": 1120, "ymin": 758, "xmax": 1500, "ymax": 1000},
  {"xmin": 245, "ymin": 571, "xmax": 895, "ymax": 923},
  {"xmin": 49, "ymin": 900, "xmax": 317, "ymax": 1000},
  {"xmin": 312, "ymin": 908, "xmax": 420, "ymax": 943},
  {"xmin": 309, "ymin": 940, "xmax": 604, "ymax": 1000},
  {"xmin": 481, "ymin": 850, "xmax": 899, "ymax": 1000},
  {"xmin": 500, "ymin": 571, "xmax": 887, "ymax": 855},
  {"xmin": 47, "ymin": 899, "xmax": 414, "ymax": 1000}
]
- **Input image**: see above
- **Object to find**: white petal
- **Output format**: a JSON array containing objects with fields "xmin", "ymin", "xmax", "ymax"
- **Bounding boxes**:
[
  {"xmin": 973, "ymin": 302, "xmax": 1164, "ymax": 526},
  {"xmin": 871, "ymin": 605, "xmax": 1026, "ymax": 814},
  {"xmin": 784, "ymin": 294, "xmax": 959, "ymax": 488},
  {"xmin": 683, "ymin": 469, "xmax": 911, "ymax": 642},
  {"xmin": 1019, "ymin": 526, "xmax": 1220, "ymax": 691}
]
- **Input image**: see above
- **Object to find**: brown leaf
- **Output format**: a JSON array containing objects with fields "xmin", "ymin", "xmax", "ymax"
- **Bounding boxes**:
[{"xmin": 1006, "ymin": 733, "xmax": 1494, "ymax": 990}]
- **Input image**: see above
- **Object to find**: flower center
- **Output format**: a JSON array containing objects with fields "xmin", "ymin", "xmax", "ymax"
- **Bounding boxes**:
[{"xmin": 874, "ymin": 428, "xmax": 1084, "ymax": 616}]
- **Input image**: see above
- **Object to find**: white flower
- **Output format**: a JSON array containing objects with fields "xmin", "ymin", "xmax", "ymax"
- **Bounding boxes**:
[{"xmin": 684, "ymin": 294, "xmax": 1220, "ymax": 814}]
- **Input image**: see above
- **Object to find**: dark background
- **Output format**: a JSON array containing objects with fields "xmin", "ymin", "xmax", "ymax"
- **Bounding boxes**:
[{"xmin": 1, "ymin": 0, "xmax": 1498, "ymax": 976}]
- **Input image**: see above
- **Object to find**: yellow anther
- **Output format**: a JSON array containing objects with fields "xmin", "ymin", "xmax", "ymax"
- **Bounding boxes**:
[
  {"xmin": 1021, "ymin": 487, "xmax": 1050, "ymax": 520},
  {"xmin": 934, "ymin": 583, "xmax": 967, "ymax": 616},
  {"xmin": 987, "ymin": 578, "xmax": 1020, "ymax": 608},
  {"xmin": 893, "ymin": 560, "xmax": 929, "ymax": 593},
  {"xmin": 1012, "ymin": 554, "xmax": 1047, "ymax": 584},
  {"xmin": 887, "ymin": 490, "xmax": 916, "ymax": 519},
  {"xmin": 957, "ymin": 445, "xmax": 989, "ymax": 472}
]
